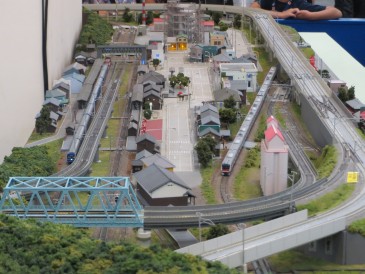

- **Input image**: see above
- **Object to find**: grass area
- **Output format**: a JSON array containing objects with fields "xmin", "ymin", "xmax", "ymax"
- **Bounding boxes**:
[
  {"xmin": 90, "ymin": 151, "xmax": 111, "ymax": 177},
  {"xmin": 296, "ymin": 183, "xmax": 355, "ymax": 216},
  {"xmin": 311, "ymin": 145, "xmax": 337, "ymax": 179},
  {"xmin": 27, "ymin": 131, "xmax": 53, "ymax": 143},
  {"xmin": 348, "ymin": 218, "xmax": 365, "ymax": 237},
  {"xmin": 274, "ymin": 103, "xmax": 287, "ymax": 130},
  {"xmin": 200, "ymin": 161, "xmax": 221, "ymax": 205},
  {"xmin": 269, "ymin": 250, "xmax": 365, "ymax": 273},
  {"xmin": 233, "ymin": 147, "xmax": 262, "ymax": 200},
  {"xmin": 43, "ymin": 139, "xmax": 63, "ymax": 166},
  {"xmin": 100, "ymin": 119, "xmax": 120, "ymax": 148}
]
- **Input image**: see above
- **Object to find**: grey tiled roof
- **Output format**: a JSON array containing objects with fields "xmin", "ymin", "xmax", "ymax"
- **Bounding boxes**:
[
  {"xmin": 201, "ymin": 115, "xmax": 220, "ymax": 125},
  {"xmin": 132, "ymin": 84, "xmax": 144, "ymax": 102},
  {"xmin": 135, "ymin": 149, "xmax": 153, "ymax": 160},
  {"xmin": 136, "ymin": 133, "xmax": 156, "ymax": 144},
  {"xmin": 198, "ymin": 127, "xmax": 220, "ymax": 137},
  {"xmin": 133, "ymin": 164, "xmax": 190, "ymax": 194},
  {"xmin": 141, "ymin": 154, "xmax": 175, "ymax": 169},
  {"xmin": 200, "ymin": 103, "xmax": 218, "ymax": 114}
]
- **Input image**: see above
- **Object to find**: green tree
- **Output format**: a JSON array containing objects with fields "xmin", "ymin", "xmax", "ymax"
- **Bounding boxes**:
[
  {"xmin": 144, "ymin": 109, "xmax": 152, "ymax": 119},
  {"xmin": 211, "ymin": 12, "xmax": 222, "ymax": 25},
  {"xmin": 224, "ymin": 95, "xmax": 236, "ymax": 109},
  {"xmin": 36, "ymin": 106, "xmax": 52, "ymax": 134},
  {"xmin": 206, "ymin": 224, "xmax": 230, "ymax": 240},
  {"xmin": 201, "ymin": 136, "xmax": 217, "ymax": 153},
  {"xmin": 79, "ymin": 9, "xmax": 113, "ymax": 47},
  {"xmin": 219, "ymin": 108, "xmax": 237, "ymax": 125},
  {"xmin": 169, "ymin": 73, "xmax": 190, "ymax": 89},
  {"xmin": 122, "ymin": 8, "xmax": 133, "ymax": 22},
  {"xmin": 338, "ymin": 86, "xmax": 348, "ymax": 102},
  {"xmin": 219, "ymin": 21, "xmax": 228, "ymax": 31},
  {"xmin": 152, "ymin": 58, "xmax": 160, "ymax": 70},
  {"xmin": 0, "ymin": 146, "xmax": 55, "ymax": 190},
  {"xmin": 195, "ymin": 140, "xmax": 212, "ymax": 168},
  {"xmin": 233, "ymin": 14, "xmax": 242, "ymax": 29},
  {"xmin": 348, "ymin": 85, "xmax": 355, "ymax": 100}
]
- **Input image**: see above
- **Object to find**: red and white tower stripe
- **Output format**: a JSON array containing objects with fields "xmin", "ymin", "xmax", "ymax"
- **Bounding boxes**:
[{"xmin": 142, "ymin": 0, "xmax": 146, "ymax": 25}]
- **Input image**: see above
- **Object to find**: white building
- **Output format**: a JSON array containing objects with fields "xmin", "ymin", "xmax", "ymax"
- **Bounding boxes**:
[
  {"xmin": 0, "ymin": 1, "xmax": 82, "ymax": 163},
  {"xmin": 219, "ymin": 63, "xmax": 258, "ymax": 92},
  {"xmin": 260, "ymin": 116, "xmax": 289, "ymax": 196}
]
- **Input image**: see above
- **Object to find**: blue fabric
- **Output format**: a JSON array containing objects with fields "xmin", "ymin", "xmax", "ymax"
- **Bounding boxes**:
[{"xmin": 256, "ymin": 0, "xmax": 326, "ymax": 12}]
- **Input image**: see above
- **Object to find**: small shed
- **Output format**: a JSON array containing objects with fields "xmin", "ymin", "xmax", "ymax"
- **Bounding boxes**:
[
  {"xmin": 136, "ymin": 133, "xmax": 159, "ymax": 154},
  {"xmin": 128, "ymin": 121, "xmax": 138, "ymax": 137}
]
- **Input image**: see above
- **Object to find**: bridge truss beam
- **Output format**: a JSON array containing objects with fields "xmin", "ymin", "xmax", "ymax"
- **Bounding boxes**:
[{"xmin": 0, "ymin": 177, "xmax": 143, "ymax": 227}]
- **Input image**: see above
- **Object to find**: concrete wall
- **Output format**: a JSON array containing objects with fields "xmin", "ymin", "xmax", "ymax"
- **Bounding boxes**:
[
  {"xmin": 298, "ymin": 231, "xmax": 365, "ymax": 265},
  {"xmin": 0, "ymin": 1, "xmax": 82, "ymax": 163}
]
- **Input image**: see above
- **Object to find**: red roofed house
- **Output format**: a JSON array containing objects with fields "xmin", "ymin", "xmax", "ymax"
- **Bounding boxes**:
[{"xmin": 260, "ymin": 117, "xmax": 288, "ymax": 196}]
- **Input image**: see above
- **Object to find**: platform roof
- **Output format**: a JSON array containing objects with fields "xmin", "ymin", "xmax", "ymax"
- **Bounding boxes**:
[{"xmin": 299, "ymin": 32, "xmax": 365, "ymax": 104}]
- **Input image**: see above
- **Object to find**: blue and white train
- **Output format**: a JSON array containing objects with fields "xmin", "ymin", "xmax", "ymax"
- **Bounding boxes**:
[
  {"xmin": 66, "ymin": 59, "xmax": 111, "ymax": 164},
  {"xmin": 221, "ymin": 66, "xmax": 277, "ymax": 176}
]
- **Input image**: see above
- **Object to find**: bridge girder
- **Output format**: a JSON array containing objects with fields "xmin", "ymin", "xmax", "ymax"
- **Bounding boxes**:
[{"xmin": 0, "ymin": 177, "xmax": 143, "ymax": 227}]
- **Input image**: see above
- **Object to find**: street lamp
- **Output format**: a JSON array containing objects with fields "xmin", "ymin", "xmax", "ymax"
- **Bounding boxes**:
[
  {"xmin": 196, "ymin": 212, "xmax": 215, "ymax": 242},
  {"xmin": 238, "ymin": 223, "xmax": 247, "ymax": 273}
]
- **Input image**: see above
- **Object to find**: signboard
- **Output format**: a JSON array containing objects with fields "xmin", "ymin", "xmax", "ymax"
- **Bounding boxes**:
[{"xmin": 347, "ymin": 172, "xmax": 359, "ymax": 183}]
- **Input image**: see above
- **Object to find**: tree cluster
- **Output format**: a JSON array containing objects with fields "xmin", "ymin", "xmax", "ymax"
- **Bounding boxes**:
[
  {"xmin": 169, "ymin": 73, "xmax": 190, "ymax": 89},
  {"xmin": 219, "ymin": 96, "xmax": 237, "ymax": 127},
  {"xmin": 0, "ymin": 215, "xmax": 238, "ymax": 274},
  {"xmin": 78, "ymin": 9, "xmax": 114, "ymax": 48},
  {"xmin": 338, "ymin": 86, "xmax": 355, "ymax": 103},
  {"xmin": 36, "ymin": 106, "xmax": 52, "ymax": 134},
  {"xmin": 195, "ymin": 136, "xmax": 217, "ymax": 168},
  {"xmin": 0, "ymin": 147, "xmax": 55, "ymax": 191}
]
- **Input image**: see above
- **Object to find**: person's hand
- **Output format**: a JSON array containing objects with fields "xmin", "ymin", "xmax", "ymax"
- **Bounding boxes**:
[
  {"xmin": 295, "ymin": 10, "xmax": 313, "ymax": 19},
  {"xmin": 281, "ymin": 8, "xmax": 300, "ymax": 18}
]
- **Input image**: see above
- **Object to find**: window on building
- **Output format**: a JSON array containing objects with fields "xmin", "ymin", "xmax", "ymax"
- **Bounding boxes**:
[{"xmin": 309, "ymin": 241, "xmax": 317, "ymax": 252}]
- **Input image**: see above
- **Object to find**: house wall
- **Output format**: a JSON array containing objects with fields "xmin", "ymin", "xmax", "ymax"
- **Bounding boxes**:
[
  {"xmin": 137, "ymin": 141, "xmax": 155, "ymax": 154},
  {"xmin": 0, "ymin": 1, "xmax": 82, "ymax": 163},
  {"xmin": 260, "ymin": 140, "xmax": 288, "ymax": 196},
  {"xmin": 138, "ymin": 184, "xmax": 188, "ymax": 206},
  {"xmin": 151, "ymin": 182, "xmax": 188, "ymax": 199}
]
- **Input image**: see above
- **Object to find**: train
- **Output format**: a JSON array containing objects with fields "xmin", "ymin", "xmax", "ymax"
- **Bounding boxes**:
[
  {"xmin": 66, "ymin": 58, "xmax": 111, "ymax": 164},
  {"xmin": 221, "ymin": 66, "xmax": 277, "ymax": 176}
]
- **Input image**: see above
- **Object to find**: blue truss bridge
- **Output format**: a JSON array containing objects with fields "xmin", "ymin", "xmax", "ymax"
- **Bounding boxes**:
[{"xmin": 0, "ymin": 177, "xmax": 143, "ymax": 227}]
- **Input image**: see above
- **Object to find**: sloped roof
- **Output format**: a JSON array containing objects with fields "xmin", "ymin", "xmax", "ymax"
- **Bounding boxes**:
[
  {"xmin": 43, "ymin": 97, "xmax": 61, "ymax": 107},
  {"xmin": 137, "ymin": 65, "xmax": 149, "ymax": 74},
  {"xmin": 136, "ymin": 133, "xmax": 157, "ymax": 144},
  {"xmin": 52, "ymin": 81, "xmax": 70, "ymax": 92},
  {"xmin": 266, "ymin": 115, "xmax": 278, "ymax": 124},
  {"xmin": 131, "ymin": 109, "xmax": 140, "ymax": 123},
  {"xmin": 133, "ymin": 164, "xmax": 190, "ymax": 194},
  {"xmin": 144, "ymin": 82, "xmax": 162, "ymax": 93},
  {"xmin": 213, "ymin": 88, "xmax": 241, "ymax": 102},
  {"xmin": 46, "ymin": 88, "xmax": 66, "ymax": 98},
  {"xmin": 143, "ymin": 90, "xmax": 161, "ymax": 99},
  {"xmin": 141, "ymin": 154, "xmax": 175, "ymax": 169},
  {"xmin": 201, "ymin": 109, "xmax": 219, "ymax": 120},
  {"xmin": 198, "ymin": 127, "xmax": 220, "ymax": 137},
  {"xmin": 135, "ymin": 149, "xmax": 153, "ymax": 160},
  {"xmin": 200, "ymin": 103, "xmax": 218, "ymax": 114},
  {"xmin": 201, "ymin": 115, "xmax": 220, "ymax": 125},
  {"xmin": 138, "ymin": 71, "xmax": 165, "ymax": 84},
  {"xmin": 346, "ymin": 98, "xmax": 365, "ymax": 110},
  {"xmin": 213, "ymin": 53, "xmax": 231, "ymax": 62},
  {"xmin": 63, "ymin": 72, "xmax": 85, "ymax": 83},
  {"xmin": 132, "ymin": 84, "xmax": 144, "ymax": 102},
  {"xmin": 265, "ymin": 125, "xmax": 284, "ymax": 142}
]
